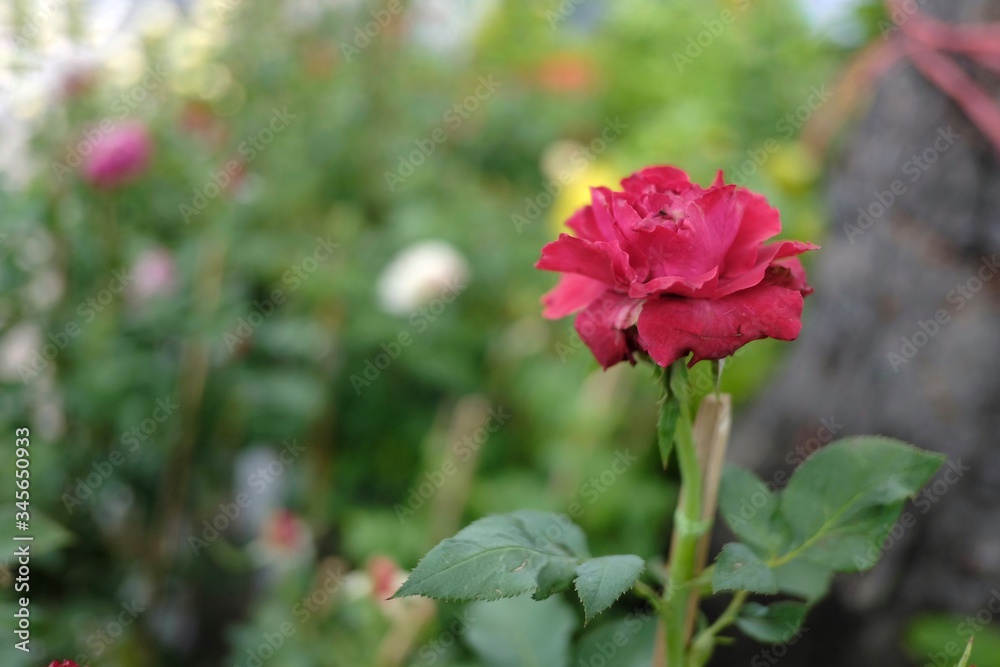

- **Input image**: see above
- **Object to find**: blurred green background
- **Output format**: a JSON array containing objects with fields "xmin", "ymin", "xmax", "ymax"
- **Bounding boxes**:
[{"xmin": 0, "ymin": 0, "xmax": 957, "ymax": 665}]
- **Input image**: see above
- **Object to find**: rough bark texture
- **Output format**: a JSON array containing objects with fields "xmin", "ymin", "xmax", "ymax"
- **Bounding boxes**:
[{"xmin": 719, "ymin": 1, "xmax": 1000, "ymax": 665}]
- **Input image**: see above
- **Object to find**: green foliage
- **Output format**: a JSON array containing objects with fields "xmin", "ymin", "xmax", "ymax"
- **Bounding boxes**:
[
  {"xmin": 776, "ymin": 437, "xmax": 944, "ymax": 572},
  {"xmin": 734, "ymin": 601, "xmax": 807, "ymax": 643},
  {"xmin": 712, "ymin": 543, "xmax": 777, "ymax": 594},
  {"xmin": 905, "ymin": 615, "xmax": 1000, "ymax": 667},
  {"xmin": 465, "ymin": 596, "xmax": 578, "ymax": 667},
  {"xmin": 574, "ymin": 555, "xmax": 646, "ymax": 623},
  {"xmin": 717, "ymin": 438, "xmax": 944, "ymax": 597},
  {"xmin": 573, "ymin": 612, "xmax": 658, "ymax": 667},
  {"xmin": 396, "ymin": 511, "xmax": 643, "ymax": 622},
  {"xmin": 656, "ymin": 362, "xmax": 692, "ymax": 469}
]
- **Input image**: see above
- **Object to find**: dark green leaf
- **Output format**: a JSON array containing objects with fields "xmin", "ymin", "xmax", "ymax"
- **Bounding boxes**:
[
  {"xmin": 718, "ymin": 465, "xmax": 784, "ymax": 553},
  {"xmin": 712, "ymin": 543, "xmax": 777, "ymax": 594},
  {"xmin": 395, "ymin": 511, "xmax": 589, "ymax": 602},
  {"xmin": 657, "ymin": 393, "xmax": 680, "ymax": 469},
  {"xmin": 771, "ymin": 558, "xmax": 833, "ymax": 602},
  {"xmin": 533, "ymin": 559, "xmax": 580, "ymax": 601},
  {"xmin": 574, "ymin": 612, "xmax": 658, "ymax": 667},
  {"xmin": 465, "ymin": 596, "xmax": 578, "ymax": 667},
  {"xmin": 774, "ymin": 437, "xmax": 944, "ymax": 572},
  {"xmin": 735, "ymin": 601, "xmax": 807, "ymax": 643},
  {"xmin": 574, "ymin": 555, "xmax": 645, "ymax": 622}
]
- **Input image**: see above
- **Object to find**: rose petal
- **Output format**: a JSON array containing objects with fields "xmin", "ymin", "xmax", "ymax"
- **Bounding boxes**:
[
  {"xmin": 541, "ymin": 273, "xmax": 608, "ymax": 318},
  {"xmin": 627, "ymin": 266, "xmax": 719, "ymax": 299},
  {"xmin": 721, "ymin": 189, "xmax": 783, "ymax": 275},
  {"xmin": 636, "ymin": 283, "xmax": 805, "ymax": 367},
  {"xmin": 620, "ymin": 187, "xmax": 740, "ymax": 291},
  {"xmin": 621, "ymin": 166, "xmax": 693, "ymax": 194},
  {"xmin": 766, "ymin": 257, "xmax": 813, "ymax": 295},
  {"xmin": 565, "ymin": 205, "xmax": 605, "ymax": 242},
  {"xmin": 536, "ymin": 234, "xmax": 634, "ymax": 288},
  {"xmin": 574, "ymin": 290, "xmax": 643, "ymax": 369},
  {"xmin": 715, "ymin": 239, "xmax": 817, "ymax": 297}
]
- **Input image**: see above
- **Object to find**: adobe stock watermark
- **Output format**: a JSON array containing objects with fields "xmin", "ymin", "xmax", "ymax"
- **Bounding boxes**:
[
  {"xmin": 292, "ymin": 566, "xmax": 347, "ymax": 623},
  {"xmin": 384, "ymin": 75, "xmax": 502, "ymax": 192},
  {"xmin": 235, "ymin": 623, "xmax": 297, "ymax": 667},
  {"xmin": 222, "ymin": 235, "xmax": 339, "ymax": 352},
  {"xmin": 188, "ymin": 439, "xmax": 306, "ymax": 555},
  {"xmin": 672, "ymin": 0, "xmax": 753, "ymax": 72},
  {"xmin": 845, "ymin": 126, "xmax": 959, "ymax": 244},
  {"xmin": 878, "ymin": 0, "xmax": 930, "ymax": 39},
  {"xmin": 338, "ymin": 0, "xmax": 405, "ymax": 63},
  {"xmin": 730, "ymin": 84, "xmax": 833, "ymax": 184},
  {"xmin": 231, "ymin": 566, "xmax": 348, "ymax": 664},
  {"xmin": 394, "ymin": 407, "xmax": 512, "ymax": 523},
  {"xmin": 545, "ymin": 0, "xmax": 588, "ymax": 29},
  {"xmin": 887, "ymin": 254, "xmax": 999, "ymax": 371},
  {"xmin": 511, "ymin": 116, "xmax": 628, "ymax": 233},
  {"xmin": 577, "ymin": 606, "xmax": 657, "ymax": 667},
  {"xmin": 349, "ymin": 276, "xmax": 468, "ymax": 394},
  {"xmin": 725, "ymin": 417, "xmax": 844, "ymax": 530},
  {"xmin": 17, "ymin": 268, "xmax": 133, "ymax": 382},
  {"xmin": 181, "ymin": 107, "xmax": 297, "ymax": 223},
  {"xmin": 750, "ymin": 623, "xmax": 810, "ymax": 666},
  {"xmin": 852, "ymin": 456, "xmax": 969, "ymax": 570},
  {"xmin": 410, "ymin": 609, "xmax": 478, "ymax": 666},
  {"xmin": 566, "ymin": 449, "xmax": 639, "ymax": 519},
  {"xmin": 8, "ymin": 0, "xmax": 70, "ymax": 48},
  {"xmin": 62, "ymin": 397, "xmax": 179, "ymax": 514},
  {"xmin": 72, "ymin": 599, "xmax": 145, "ymax": 665},
  {"xmin": 919, "ymin": 592, "xmax": 1000, "ymax": 667},
  {"xmin": 50, "ymin": 65, "xmax": 167, "ymax": 182}
]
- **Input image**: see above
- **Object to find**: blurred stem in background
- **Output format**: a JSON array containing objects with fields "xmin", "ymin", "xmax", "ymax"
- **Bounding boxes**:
[{"xmin": 151, "ymin": 236, "xmax": 228, "ymax": 588}]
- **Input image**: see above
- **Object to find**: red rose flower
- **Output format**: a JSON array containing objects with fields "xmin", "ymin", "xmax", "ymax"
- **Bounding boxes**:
[
  {"xmin": 48, "ymin": 660, "xmax": 82, "ymax": 667},
  {"xmin": 536, "ymin": 166, "xmax": 816, "ymax": 369}
]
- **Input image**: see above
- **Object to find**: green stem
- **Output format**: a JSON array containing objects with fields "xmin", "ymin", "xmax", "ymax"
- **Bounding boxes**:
[
  {"xmin": 663, "ymin": 364, "xmax": 704, "ymax": 666},
  {"xmin": 634, "ymin": 581, "xmax": 664, "ymax": 613},
  {"xmin": 688, "ymin": 590, "xmax": 749, "ymax": 666}
]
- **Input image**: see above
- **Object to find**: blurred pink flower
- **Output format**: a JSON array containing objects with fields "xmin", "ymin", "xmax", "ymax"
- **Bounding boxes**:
[
  {"xmin": 260, "ymin": 509, "xmax": 312, "ymax": 555},
  {"xmin": 47, "ymin": 661, "xmax": 83, "ymax": 667},
  {"xmin": 129, "ymin": 247, "xmax": 177, "ymax": 302},
  {"xmin": 82, "ymin": 121, "xmax": 152, "ymax": 189},
  {"xmin": 367, "ymin": 555, "xmax": 403, "ymax": 601}
]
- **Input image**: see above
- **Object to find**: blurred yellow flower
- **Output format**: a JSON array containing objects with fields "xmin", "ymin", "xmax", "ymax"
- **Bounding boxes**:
[{"xmin": 540, "ymin": 140, "xmax": 619, "ymax": 237}]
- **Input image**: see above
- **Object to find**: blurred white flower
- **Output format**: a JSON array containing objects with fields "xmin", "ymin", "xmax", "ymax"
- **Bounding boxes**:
[
  {"xmin": 797, "ymin": 0, "xmax": 866, "ymax": 45},
  {"xmin": 376, "ymin": 240, "xmax": 469, "ymax": 316},
  {"xmin": 343, "ymin": 570, "xmax": 373, "ymax": 601},
  {"xmin": 129, "ymin": 246, "xmax": 177, "ymax": 303},
  {"xmin": 409, "ymin": 0, "xmax": 498, "ymax": 57},
  {"xmin": 0, "ymin": 112, "xmax": 37, "ymax": 191},
  {"xmin": 25, "ymin": 268, "xmax": 65, "ymax": 311},
  {"xmin": 0, "ymin": 323, "xmax": 42, "ymax": 382}
]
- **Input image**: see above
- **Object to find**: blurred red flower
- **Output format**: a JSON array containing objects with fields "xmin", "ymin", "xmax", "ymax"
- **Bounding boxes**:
[
  {"xmin": 82, "ymin": 121, "xmax": 152, "ymax": 190},
  {"xmin": 48, "ymin": 660, "xmax": 82, "ymax": 667},
  {"xmin": 535, "ymin": 54, "xmax": 598, "ymax": 93},
  {"xmin": 536, "ymin": 166, "xmax": 816, "ymax": 369}
]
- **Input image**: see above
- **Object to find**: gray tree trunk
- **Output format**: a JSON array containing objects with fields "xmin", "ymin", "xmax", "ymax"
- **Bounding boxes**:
[{"xmin": 722, "ymin": 1, "xmax": 1000, "ymax": 665}]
